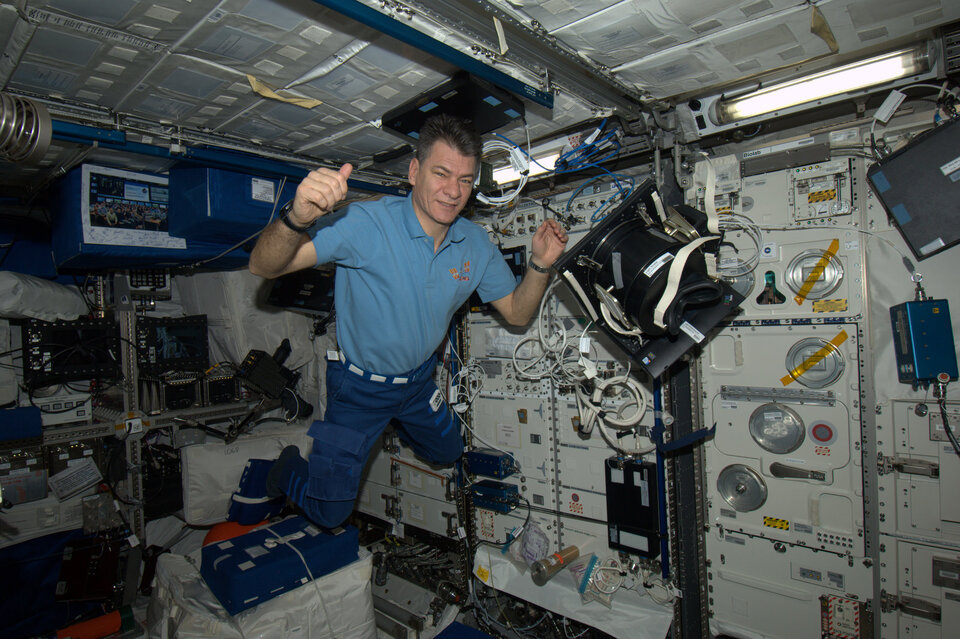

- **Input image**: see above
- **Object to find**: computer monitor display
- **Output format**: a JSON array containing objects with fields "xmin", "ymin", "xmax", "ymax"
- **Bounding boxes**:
[{"xmin": 136, "ymin": 315, "xmax": 209, "ymax": 375}]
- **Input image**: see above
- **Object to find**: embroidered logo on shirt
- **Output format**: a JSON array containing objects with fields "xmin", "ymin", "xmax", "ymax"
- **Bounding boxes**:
[{"xmin": 449, "ymin": 260, "xmax": 470, "ymax": 281}]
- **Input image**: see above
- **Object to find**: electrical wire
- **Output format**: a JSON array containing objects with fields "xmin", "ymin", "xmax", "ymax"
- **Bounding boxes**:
[
  {"xmin": 449, "ymin": 326, "xmax": 528, "ymax": 481},
  {"xmin": 716, "ymin": 212, "xmax": 763, "ymax": 277},
  {"xmin": 562, "ymin": 617, "xmax": 591, "ymax": 639},
  {"xmin": 554, "ymin": 119, "xmax": 622, "ymax": 174},
  {"xmin": 262, "ymin": 522, "xmax": 336, "ymax": 638},
  {"xmin": 475, "ymin": 495, "xmax": 532, "ymax": 549},
  {"xmin": 869, "ymin": 81, "xmax": 959, "ymax": 159},
  {"xmin": 506, "ymin": 278, "xmax": 654, "ymax": 456},
  {"xmin": 477, "ymin": 137, "xmax": 529, "ymax": 207},
  {"xmin": 574, "ymin": 369, "xmax": 653, "ymax": 456},
  {"xmin": 590, "ymin": 556, "xmax": 626, "ymax": 595},
  {"xmin": 938, "ymin": 397, "xmax": 960, "ymax": 458}
]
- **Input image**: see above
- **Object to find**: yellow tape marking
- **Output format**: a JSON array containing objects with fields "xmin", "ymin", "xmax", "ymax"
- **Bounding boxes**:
[
  {"xmin": 781, "ymin": 330, "xmax": 848, "ymax": 386},
  {"xmin": 812, "ymin": 298, "xmax": 848, "ymax": 313},
  {"xmin": 793, "ymin": 238, "xmax": 840, "ymax": 305}
]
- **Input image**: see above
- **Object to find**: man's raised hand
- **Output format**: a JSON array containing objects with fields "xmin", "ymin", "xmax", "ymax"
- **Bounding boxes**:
[{"xmin": 288, "ymin": 163, "xmax": 353, "ymax": 226}]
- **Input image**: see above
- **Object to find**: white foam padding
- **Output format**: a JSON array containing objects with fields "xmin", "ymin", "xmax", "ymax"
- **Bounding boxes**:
[
  {"xmin": 180, "ymin": 426, "xmax": 313, "ymax": 526},
  {"xmin": 0, "ymin": 271, "xmax": 87, "ymax": 321},
  {"xmin": 146, "ymin": 547, "xmax": 376, "ymax": 639}
]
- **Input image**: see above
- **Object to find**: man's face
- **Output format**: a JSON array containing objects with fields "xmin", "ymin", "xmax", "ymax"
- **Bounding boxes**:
[{"xmin": 408, "ymin": 140, "xmax": 477, "ymax": 230}]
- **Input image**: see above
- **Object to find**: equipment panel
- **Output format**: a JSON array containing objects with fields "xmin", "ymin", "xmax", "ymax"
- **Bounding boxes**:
[
  {"xmin": 703, "ymin": 323, "xmax": 864, "ymax": 555},
  {"xmin": 707, "ymin": 530, "xmax": 873, "ymax": 639}
]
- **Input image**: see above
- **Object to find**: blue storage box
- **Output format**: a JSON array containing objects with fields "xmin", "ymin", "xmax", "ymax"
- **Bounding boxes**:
[
  {"xmin": 52, "ymin": 164, "xmax": 251, "ymax": 270},
  {"xmin": 200, "ymin": 516, "xmax": 359, "ymax": 615},
  {"xmin": 169, "ymin": 167, "xmax": 298, "ymax": 243}
]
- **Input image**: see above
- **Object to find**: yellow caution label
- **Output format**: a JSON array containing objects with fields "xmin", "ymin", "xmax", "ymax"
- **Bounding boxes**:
[
  {"xmin": 812, "ymin": 298, "xmax": 848, "ymax": 313},
  {"xmin": 763, "ymin": 516, "xmax": 790, "ymax": 530},
  {"xmin": 794, "ymin": 239, "xmax": 840, "ymax": 305},
  {"xmin": 781, "ymin": 330, "xmax": 848, "ymax": 386},
  {"xmin": 807, "ymin": 189, "xmax": 837, "ymax": 203}
]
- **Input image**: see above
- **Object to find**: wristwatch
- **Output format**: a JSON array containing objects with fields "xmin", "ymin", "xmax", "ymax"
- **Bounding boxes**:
[
  {"xmin": 278, "ymin": 201, "xmax": 315, "ymax": 233},
  {"xmin": 528, "ymin": 259, "xmax": 551, "ymax": 274}
]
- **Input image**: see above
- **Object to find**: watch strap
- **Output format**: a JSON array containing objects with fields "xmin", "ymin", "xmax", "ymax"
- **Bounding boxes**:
[
  {"xmin": 279, "ymin": 201, "xmax": 315, "ymax": 233},
  {"xmin": 528, "ymin": 259, "xmax": 551, "ymax": 274}
]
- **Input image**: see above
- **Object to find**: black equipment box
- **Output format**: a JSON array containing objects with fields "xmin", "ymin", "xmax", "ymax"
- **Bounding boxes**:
[
  {"xmin": 381, "ymin": 72, "xmax": 525, "ymax": 144},
  {"xmin": 605, "ymin": 458, "xmax": 660, "ymax": 558},
  {"xmin": 21, "ymin": 318, "xmax": 121, "ymax": 389},
  {"xmin": 867, "ymin": 118, "xmax": 960, "ymax": 260}
]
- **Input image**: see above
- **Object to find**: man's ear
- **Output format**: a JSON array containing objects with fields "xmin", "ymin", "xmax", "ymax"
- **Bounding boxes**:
[{"xmin": 408, "ymin": 157, "xmax": 420, "ymax": 187}]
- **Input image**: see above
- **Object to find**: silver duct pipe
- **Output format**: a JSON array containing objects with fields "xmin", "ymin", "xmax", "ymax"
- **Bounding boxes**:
[{"xmin": 0, "ymin": 92, "xmax": 52, "ymax": 164}]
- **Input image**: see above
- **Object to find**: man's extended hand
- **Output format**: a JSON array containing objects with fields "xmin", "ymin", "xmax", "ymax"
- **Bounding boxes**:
[
  {"xmin": 530, "ymin": 218, "xmax": 569, "ymax": 269},
  {"xmin": 288, "ymin": 164, "xmax": 353, "ymax": 227}
]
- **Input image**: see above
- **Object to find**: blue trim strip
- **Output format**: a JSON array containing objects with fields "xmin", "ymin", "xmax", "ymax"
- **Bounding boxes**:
[
  {"xmin": 51, "ymin": 120, "xmax": 126, "ymax": 144},
  {"xmin": 309, "ymin": 0, "xmax": 554, "ymax": 109},
  {"xmin": 50, "ymin": 119, "xmax": 406, "ymax": 196},
  {"xmin": 653, "ymin": 383, "xmax": 670, "ymax": 579}
]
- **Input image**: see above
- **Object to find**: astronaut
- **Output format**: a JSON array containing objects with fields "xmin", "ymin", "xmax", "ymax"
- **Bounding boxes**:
[{"xmin": 249, "ymin": 114, "xmax": 567, "ymax": 527}]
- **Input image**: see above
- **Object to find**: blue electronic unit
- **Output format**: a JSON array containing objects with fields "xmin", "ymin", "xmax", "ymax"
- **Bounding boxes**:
[
  {"xmin": 890, "ymin": 299, "xmax": 959, "ymax": 385},
  {"xmin": 464, "ymin": 448, "xmax": 515, "ymax": 479},
  {"xmin": 470, "ymin": 479, "xmax": 519, "ymax": 514}
]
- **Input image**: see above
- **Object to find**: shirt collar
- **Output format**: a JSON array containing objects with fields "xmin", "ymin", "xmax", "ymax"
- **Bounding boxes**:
[{"xmin": 401, "ymin": 194, "xmax": 466, "ymax": 244}]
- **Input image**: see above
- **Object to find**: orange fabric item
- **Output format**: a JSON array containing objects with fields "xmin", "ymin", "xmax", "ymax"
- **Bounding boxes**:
[
  {"xmin": 56, "ymin": 610, "xmax": 120, "ymax": 639},
  {"xmin": 203, "ymin": 520, "xmax": 268, "ymax": 546}
]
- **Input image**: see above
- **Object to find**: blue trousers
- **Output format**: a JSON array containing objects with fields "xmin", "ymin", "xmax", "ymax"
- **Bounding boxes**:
[{"xmin": 289, "ymin": 354, "xmax": 462, "ymax": 528}]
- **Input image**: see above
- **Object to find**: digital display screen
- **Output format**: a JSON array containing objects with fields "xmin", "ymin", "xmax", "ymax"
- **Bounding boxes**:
[
  {"xmin": 88, "ymin": 171, "xmax": 170, "ymax": 233},
  {"xmin": 136, "ymin": 315, "xmax": 209, "ymax": 374},
  {"xmin": 152, "ymin": 325, "xmax": 206, "ymax": 361}
]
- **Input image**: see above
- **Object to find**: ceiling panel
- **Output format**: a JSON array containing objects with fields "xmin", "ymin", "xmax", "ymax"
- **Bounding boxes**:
[
  {"xmin": 5, "ymin": 22, "xmax": 165, "ymax": 108},
  {"xmin": 613, "ymin": 4, "xmax": 828, "ymax": 98},
  {"xmin": 1, "ymin": 0, "xmax": 959, "ymax": 203},
  {"xmin": 40, "ymin": 0, "xmax": 223, "ymax": 44},
  {"xmin": 819, "ymin": 0, "xmax": 958, "ymax": 48},
  {"xmin": 542, "ymin": 0, "xmax": 798, "ymax": 68}
]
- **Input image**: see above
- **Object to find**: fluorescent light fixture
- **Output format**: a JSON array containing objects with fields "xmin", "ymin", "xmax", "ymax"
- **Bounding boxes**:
[
  {"xmin": 718, "ymin": 46, "xmax": 930, "ymax": 122},
  {"xmin": 494, "ymin": 152, "xmax": 558, "ymax": 185}
]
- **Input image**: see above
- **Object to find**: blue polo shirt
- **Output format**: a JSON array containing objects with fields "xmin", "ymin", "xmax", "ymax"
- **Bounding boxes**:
[{"xmin": 311, "ymin": 194, "xmax": 517, "ymax": 375}]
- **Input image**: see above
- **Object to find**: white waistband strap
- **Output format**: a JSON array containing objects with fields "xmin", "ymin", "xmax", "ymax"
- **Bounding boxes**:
[{"xmin": 339, "ymin": 350, "xmax": 411, "ymax": 384}]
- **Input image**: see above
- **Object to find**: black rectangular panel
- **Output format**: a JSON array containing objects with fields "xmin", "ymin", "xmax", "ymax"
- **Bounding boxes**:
[{"xmin": 867, "ymin": 119, "xmax": 960, "ymax": 260}]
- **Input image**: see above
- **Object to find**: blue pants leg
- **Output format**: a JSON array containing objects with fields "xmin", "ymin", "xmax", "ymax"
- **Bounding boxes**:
[
  {"xmin": 394, "ymin": 377, "xmax": 463, "ymax": 465},
  {"xmin": 285, "ymin": 357, "xmax": 463, "ymax": 528}
]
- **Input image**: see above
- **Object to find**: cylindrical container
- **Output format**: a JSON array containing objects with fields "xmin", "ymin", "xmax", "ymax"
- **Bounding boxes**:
[{"xmin": 530, "ymin": 545, "xmax": 580, "ymax": 586}]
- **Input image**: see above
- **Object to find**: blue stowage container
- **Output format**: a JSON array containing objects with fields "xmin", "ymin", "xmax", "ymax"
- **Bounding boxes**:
[
  {"xmin": 200, "ymin": 516, "xmax": 359, "ymax": 615},
  {"xmin": 168, "ymin": 167, "xmax": 298, "ymax": 244}
]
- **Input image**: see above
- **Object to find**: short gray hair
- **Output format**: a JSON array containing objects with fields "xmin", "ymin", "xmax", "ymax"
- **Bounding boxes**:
[{"xmin": 416, "ymin": 114, "xmax": 482, "ymax": 162}]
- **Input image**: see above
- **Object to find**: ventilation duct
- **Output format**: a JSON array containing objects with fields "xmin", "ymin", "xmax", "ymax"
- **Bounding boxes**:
[{"xmin": 0, "ymin": 92, "xmax": 52, "ymax": 164}]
